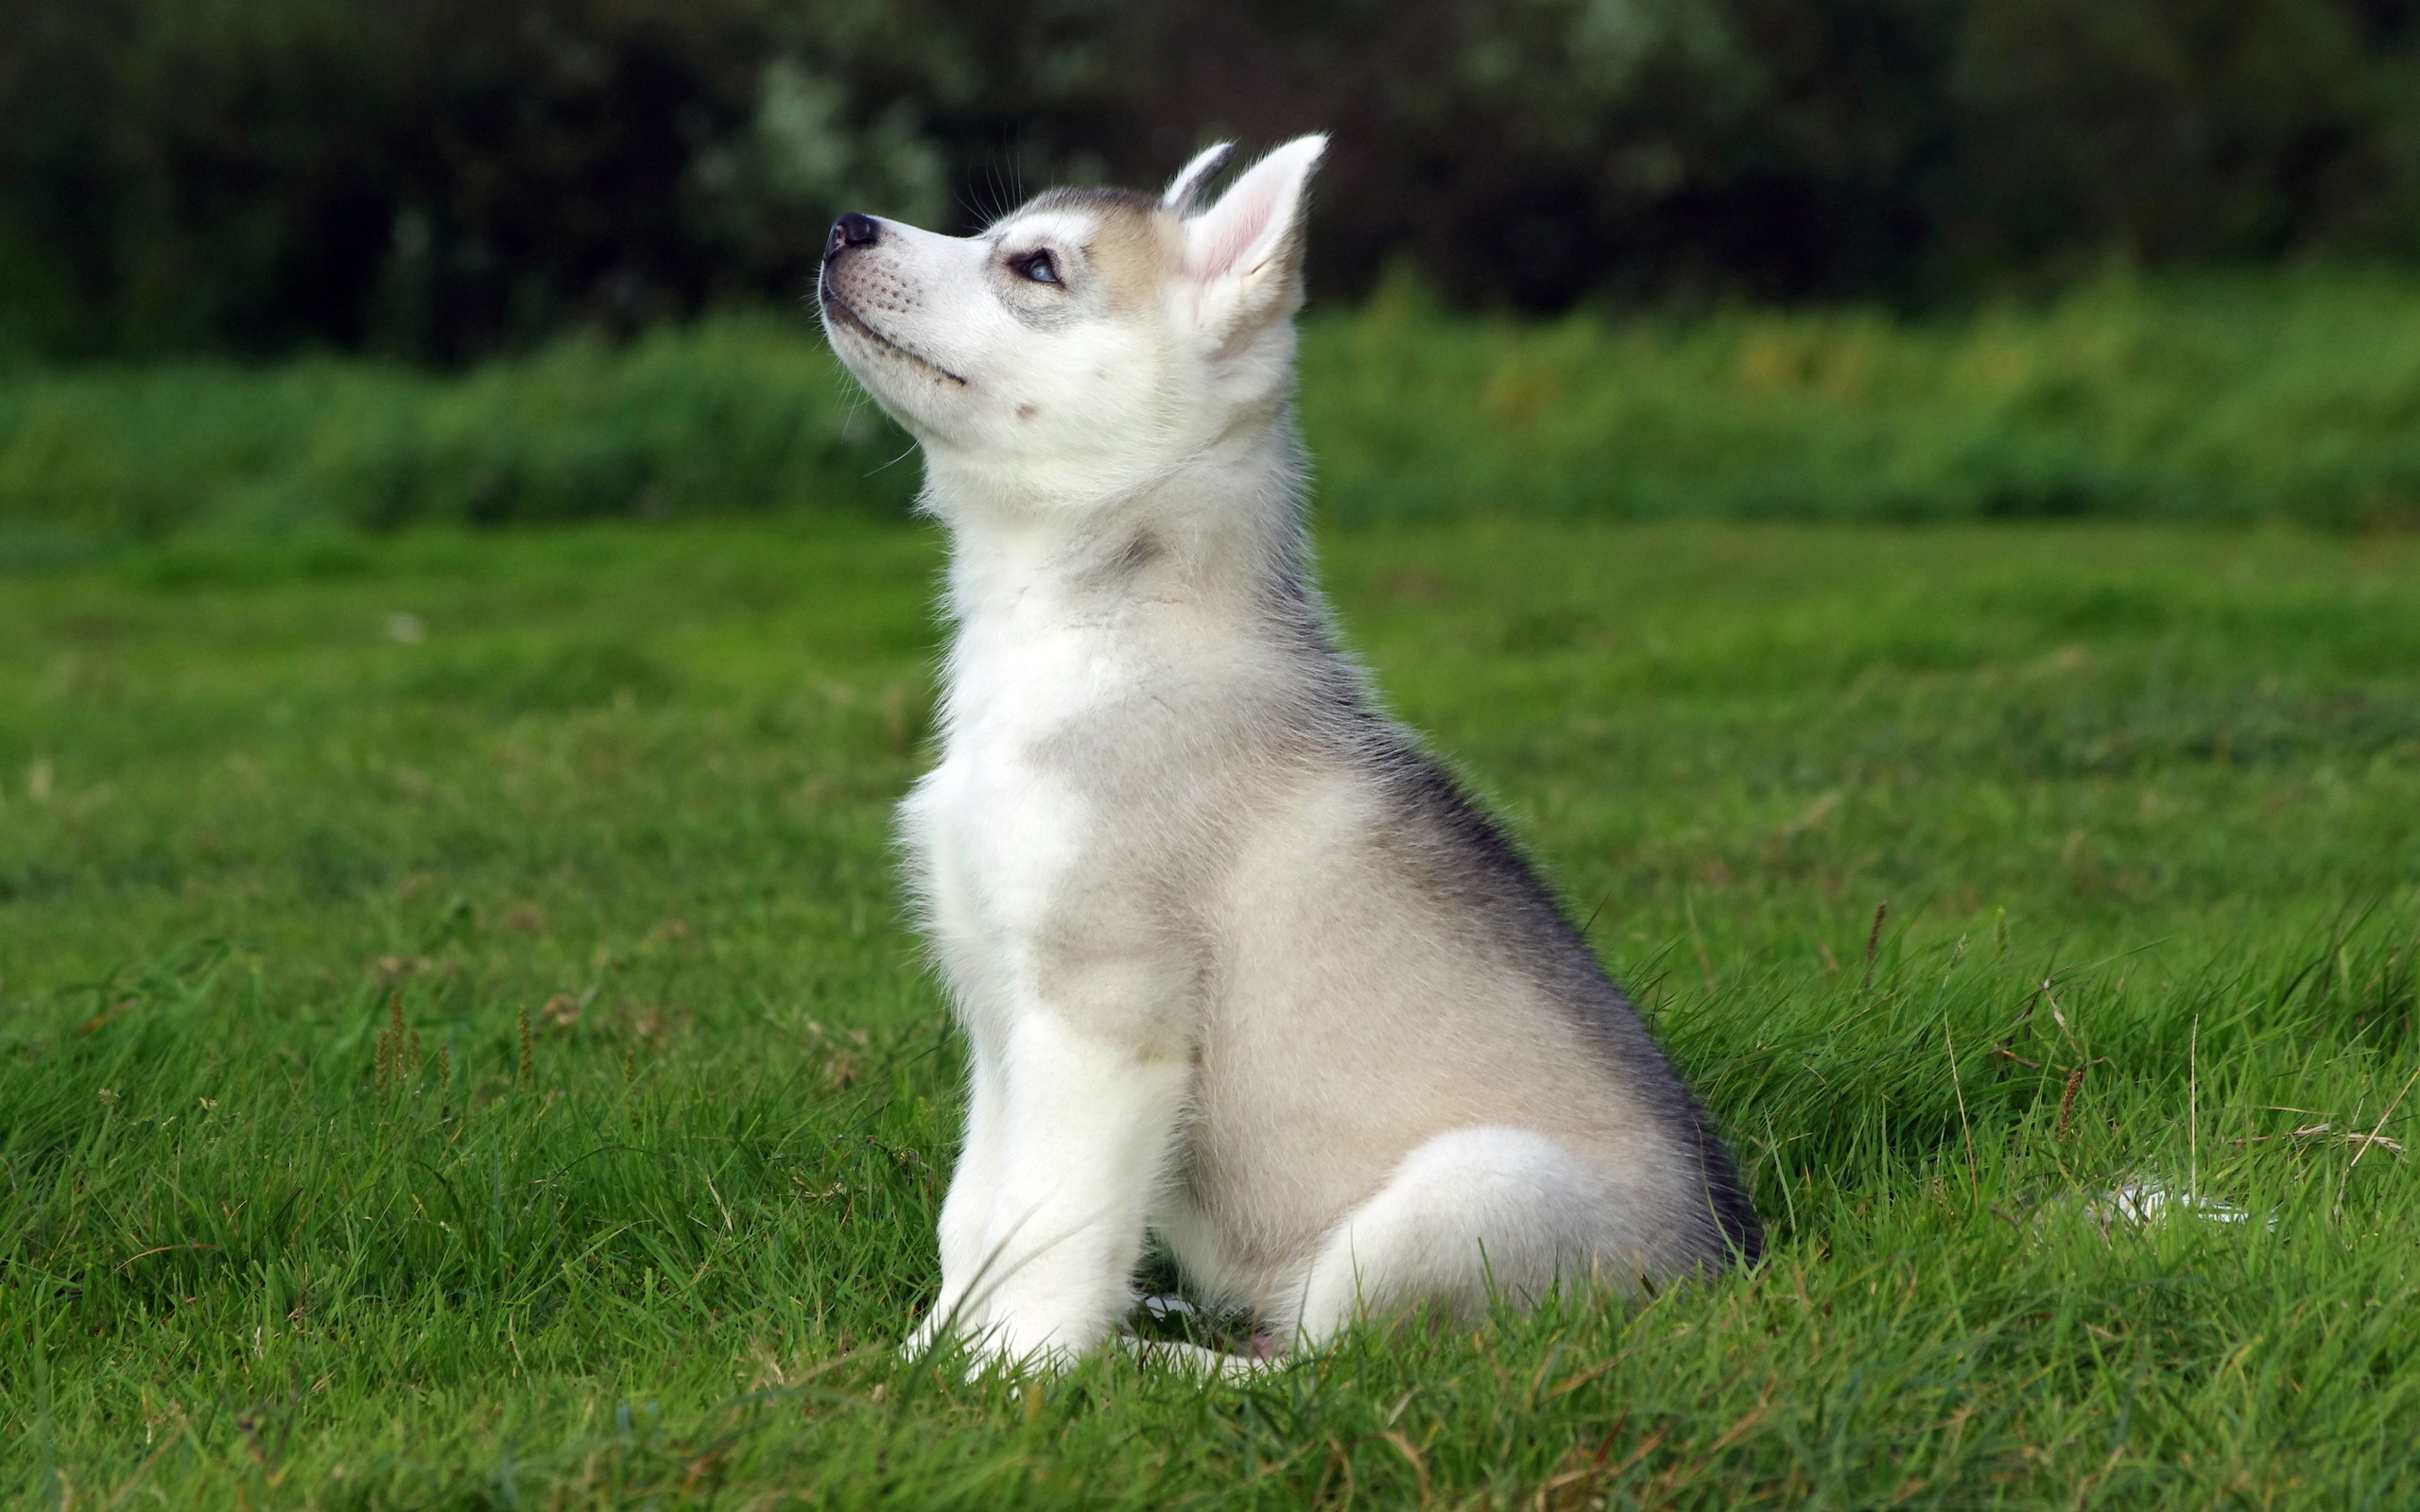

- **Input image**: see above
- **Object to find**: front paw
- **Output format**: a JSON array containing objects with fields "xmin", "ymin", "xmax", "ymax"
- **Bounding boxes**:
[
  {"xmin": 955, "ymin": 1320, "xmax": 1082, "ymax": 1377},
  {"xmin": 900, "ymin": 1313, "xmax": 944, "ymax": 1361},
  {"xmin": 900, "ymin": 1291, "xmax": 982, "ymax": 1360},
  {"xmin": 941, "ymin": 1299, "xmax": 1115, "ymax": 1377},
  {"xmin": 902, "ymin": 1296, "xmax": 1088, "ymax": 1374}
]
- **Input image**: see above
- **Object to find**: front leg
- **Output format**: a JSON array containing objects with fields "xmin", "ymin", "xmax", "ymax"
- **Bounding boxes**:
[
  {"xmin": 903, "ymin": 1037, "xmax": 1009, "ymax": 1356},
  {"xmin": 956, "ymin": 1008, "xmax": 1189, "ymax": 1369}
]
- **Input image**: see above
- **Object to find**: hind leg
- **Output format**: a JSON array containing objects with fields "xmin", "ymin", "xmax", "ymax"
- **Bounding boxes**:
[{"xmin": 1271, "ymin": 1126, "xmax": 1649, "ymax": 1349}]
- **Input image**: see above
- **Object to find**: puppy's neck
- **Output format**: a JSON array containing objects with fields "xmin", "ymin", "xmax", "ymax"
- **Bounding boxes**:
[{"xmin": 925, "ymin": 412, "xmax": 1305, "ymax": 633}]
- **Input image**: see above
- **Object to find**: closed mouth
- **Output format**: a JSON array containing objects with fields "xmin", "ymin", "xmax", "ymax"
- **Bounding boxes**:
[{"xmin": 820, "ymin": 290, "xmax": 969, "ymax": 387}]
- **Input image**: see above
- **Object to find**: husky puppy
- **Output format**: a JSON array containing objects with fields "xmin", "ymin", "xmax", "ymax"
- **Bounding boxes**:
[{"xmin": 818, "ymin": 137, "xmax": 1759, "ymax": 1371}]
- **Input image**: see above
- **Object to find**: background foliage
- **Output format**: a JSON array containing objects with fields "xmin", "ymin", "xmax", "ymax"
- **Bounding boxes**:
[{"xmin": 9, "ymin": 0, "xmax": 2420, "ymax": 361}]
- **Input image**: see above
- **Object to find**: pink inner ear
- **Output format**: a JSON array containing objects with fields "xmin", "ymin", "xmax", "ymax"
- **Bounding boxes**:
[{"xmin": 1185, "ymin": 174, "xmax": 1290, "ymax": 284}]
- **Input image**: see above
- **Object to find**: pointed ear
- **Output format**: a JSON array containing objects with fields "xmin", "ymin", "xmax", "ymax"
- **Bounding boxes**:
[
  {"xmin": 1161, "ymin": 141, "xmax": 1234, "ymax": 214},
  {"xmin": 1181, "ymin": 134, "xmax": 1327, "ymax": 336}
]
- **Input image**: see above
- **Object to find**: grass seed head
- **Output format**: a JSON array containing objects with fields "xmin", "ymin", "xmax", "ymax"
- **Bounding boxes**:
[
  {"xmin": 2057, "ymin": 1064, "xmax": 2088, "ymax": 1140},
  {"xmin": 1861, "ymin": 901, "xmax": 1889, "ymax": 992}
]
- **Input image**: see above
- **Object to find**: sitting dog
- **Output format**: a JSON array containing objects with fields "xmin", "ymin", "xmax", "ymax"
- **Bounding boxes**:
[{"xmin": 818, "ymin": 136, "xmax": 1760, "ymax": 1372}]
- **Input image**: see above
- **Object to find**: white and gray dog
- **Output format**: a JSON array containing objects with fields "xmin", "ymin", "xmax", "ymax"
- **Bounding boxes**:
[{"xmin": 817, "ymin": 136, "xmax": 1760, "ymax": 1373}]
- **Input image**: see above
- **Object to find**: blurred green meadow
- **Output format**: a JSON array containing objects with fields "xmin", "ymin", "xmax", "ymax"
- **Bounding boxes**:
[
  {"xmin": 2, "ymin": 500, "xmax": 2416, "ymax": 1504},
  {"xmin": 9, "ymin": 269, "xmax": 2420, "ymax": 571}
]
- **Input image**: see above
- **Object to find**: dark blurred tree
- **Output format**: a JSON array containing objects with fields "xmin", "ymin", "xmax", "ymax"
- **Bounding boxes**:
[
  {"xmin": 0, "ymin": 0, "xmax": 906, "ymax": 360},
  {"xmin": 1946, "ymin": 0, "xmax": 2409, "ymax": 270},
  {"xmin": 2, "ymin": 0, "xmax": 796, "ymax": 360},
  {"xmin": 4, "ymin": 0, "xmax": 2420, "ymax": 359}
]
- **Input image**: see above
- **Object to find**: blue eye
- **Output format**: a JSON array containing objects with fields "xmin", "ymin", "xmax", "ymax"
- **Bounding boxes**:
[{"xmin": 1017, "ymin": 251, "xmax": 1061, "ymax": 284}]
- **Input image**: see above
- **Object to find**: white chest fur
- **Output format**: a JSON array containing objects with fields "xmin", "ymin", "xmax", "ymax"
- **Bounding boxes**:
[{"xmin": 899, "ymin": 519, "xmax": 1149, "ymax": 1037}]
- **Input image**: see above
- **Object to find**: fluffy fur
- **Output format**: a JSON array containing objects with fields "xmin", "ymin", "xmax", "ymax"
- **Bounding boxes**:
[{"xmin": 817, "ymin": 136, "xmax": 1760, "ymax": 1372}]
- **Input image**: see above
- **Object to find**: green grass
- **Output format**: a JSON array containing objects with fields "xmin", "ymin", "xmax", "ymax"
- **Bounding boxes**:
[
  {"xmin": 11, "ymin": 268, "xmax": 2420, "ymax": 564},
  {"xmin": 3, "ymin": 513, "xmax": 2416, "ymax": 1507}
]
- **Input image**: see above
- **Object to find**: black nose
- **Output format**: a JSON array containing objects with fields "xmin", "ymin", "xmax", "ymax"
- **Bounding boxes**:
[{"xmin": 827, "ymin": 214, "xmax": 880, "ymax": 259}]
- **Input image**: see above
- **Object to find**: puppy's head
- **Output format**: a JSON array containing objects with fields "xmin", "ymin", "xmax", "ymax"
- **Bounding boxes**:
[{"xmin": 818, "ymin": 136, "xmax": 1327, "ymax": 499}]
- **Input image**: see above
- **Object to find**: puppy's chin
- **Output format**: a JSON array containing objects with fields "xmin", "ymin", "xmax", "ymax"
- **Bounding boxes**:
[{"xmin": 822, "ymin": 336, "xmax": 961, "ymax": 448}]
